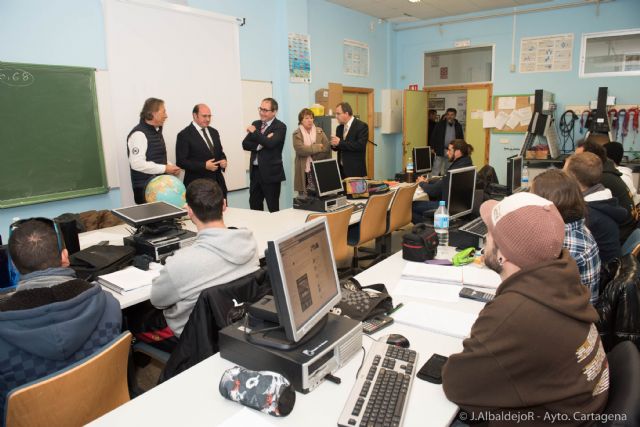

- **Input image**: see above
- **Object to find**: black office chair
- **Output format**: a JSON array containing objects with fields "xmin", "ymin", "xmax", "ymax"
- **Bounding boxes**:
[
  {"xmin": 158, "ymin": 268, "xmax": 269, "ymax": 383},
  {"xmin": 595, "ymin": 341, "xmax": 640, "ymax": 426}
]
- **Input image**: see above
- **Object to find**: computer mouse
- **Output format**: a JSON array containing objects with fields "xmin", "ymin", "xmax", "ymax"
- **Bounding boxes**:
[{"xmin": 385, "ymin": 334, "xmax": 410, "ymax": 348}]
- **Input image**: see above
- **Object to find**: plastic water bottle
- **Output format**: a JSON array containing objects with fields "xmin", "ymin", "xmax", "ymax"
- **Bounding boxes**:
[
  {"xmin": 522, "ymin": 166, "xmax": 530, "ymax": 189},
  {"xmin": 434, "ymin": 201, "xmax": 449, "ymax": 247},
  {"xmin": 406, "ymin": 156, "xmax": 414, "ymax": 173}
]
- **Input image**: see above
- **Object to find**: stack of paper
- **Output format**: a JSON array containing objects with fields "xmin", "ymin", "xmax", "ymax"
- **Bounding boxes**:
[
  {"xmin": 400, "ymin": 262, "xmax": 501, "ymax": 289},
  {"xmin": 393, "ymin": 301, "xmax": 477, "ymax": 339},
  {"xmin": 98, "ymin": 266, "xmax": 160, "ymax": 294}
]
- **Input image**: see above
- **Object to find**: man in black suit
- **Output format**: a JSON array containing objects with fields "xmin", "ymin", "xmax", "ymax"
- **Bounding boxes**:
[
  {"xmin": 430, "ymin": 107, "xmax": 464, "ymax": 176},
  {"xmin": 331, "ymin": 102, "xmax": 368, "ymax": 178},
  {"xmin": 176, "ymin": 104, "xmax": 228, "ymax": 199},
  {"xmin": 242, "ymin": 98, "xmax": 287, "ymax": 212}
]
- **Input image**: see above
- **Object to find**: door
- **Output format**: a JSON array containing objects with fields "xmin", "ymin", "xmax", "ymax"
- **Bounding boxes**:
[
  {"xmin": 465, "ymin": 87, "xmax": 491, "ymax": 166},
  {"xmin": 403, "ymin": 90, "xmax": 430, "ymax": 169}
]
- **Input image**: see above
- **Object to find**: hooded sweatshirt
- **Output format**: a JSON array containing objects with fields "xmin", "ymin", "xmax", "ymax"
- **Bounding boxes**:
[
  {"xmin": 584, "ymin": 185, "xmax": 627, "ymax": 263},
  {"xmin": 442, "ymin": 250, "xmax": 608, "ymax": 426},
  {"xmin": 150, "ymin": 227, "xmax": 260, "ymax": 337},
  {"xmin": 601, "ymin": 159, "xmax": 638, "ymax": 242},
  {"xmin": 0, "ymin": 277, "xmax": 121, "ymax": 418}
]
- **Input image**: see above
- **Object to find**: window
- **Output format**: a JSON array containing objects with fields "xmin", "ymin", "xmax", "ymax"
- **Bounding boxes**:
[
  {"xmin": 580, "ymin": 29, "xmax": 640, "ymax": 77},
  {"xmin": 424, "ymin": 46, "xmax": 493, "ymax": 86}
]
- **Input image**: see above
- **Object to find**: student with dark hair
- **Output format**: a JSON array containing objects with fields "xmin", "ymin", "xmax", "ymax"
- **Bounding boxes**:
[
  {"xmin": 127, "ymin": 97, "xmax": 181, "ymax": 204},
  {"xmin": 429, "ymin": 107, "xmax": 464, "ymax": 175},
  {"xmin": 1, "ymin": 219, "xmax": 121, "ymax": 415},
  {"xmin": 531, "ymin": 169, "xmax": 601, "ymax": 304},
  {"xmin": 604, "ymin": 141, "xmax": 639, "ymax": 204},
  {"xmin": 243, "ymin": 97, "xmax": 287, "ymax": 212},
  {"xmin": 149, "ymin": 179, "xmax": 260, "ymax": 339},
  {"xmin": 411, "ymin": 139, "xmax": 473, "ymax": 224},
  {"xmin": 564, "ymin": 152, "xmax": 626, "ymax": 263},
  {"xmin": 577, "ymin": 138, "xmax": 639, "ymax": 246}
]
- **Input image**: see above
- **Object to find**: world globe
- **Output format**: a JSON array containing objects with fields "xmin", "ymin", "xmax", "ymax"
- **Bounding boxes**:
[{"xmin": 145, "ymin": 175, "xmax": 186, "ymax": 208}]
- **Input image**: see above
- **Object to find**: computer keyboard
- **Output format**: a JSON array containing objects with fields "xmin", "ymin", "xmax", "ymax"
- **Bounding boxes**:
[
  {"xmin": 459, "ymin": 216, "xmax": 488, "ymax": 237},
  {"xmin": 337, "ymin": 340, "xmax": 418, "ymax": 427}
]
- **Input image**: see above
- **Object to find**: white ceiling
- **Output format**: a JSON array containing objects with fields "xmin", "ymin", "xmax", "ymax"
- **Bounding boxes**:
[{"xmin": 326, "ymin": 0, "xmax": 553, "ymax": 22}]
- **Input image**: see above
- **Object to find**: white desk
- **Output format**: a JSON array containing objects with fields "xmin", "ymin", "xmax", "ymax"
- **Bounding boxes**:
[{"xmin": 90, "ymin": 250, "xmax": 488, "ymax": 427}]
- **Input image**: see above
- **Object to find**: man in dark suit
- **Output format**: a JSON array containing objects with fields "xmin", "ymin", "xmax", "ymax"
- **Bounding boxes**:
[
  {"xmin": 176, "ymin": 104, "xmax": 228, "ymax": 199},
  {"xmin": 430, "ymin": 107, "xmax": 464, "ymax": 176},
  {"xmin": 242, "ymin": 98, "xmax": 287, "ymax": 212},
  {"xmin": 331, "ymin": 102, "xmax": 368, "ymax": 178}
]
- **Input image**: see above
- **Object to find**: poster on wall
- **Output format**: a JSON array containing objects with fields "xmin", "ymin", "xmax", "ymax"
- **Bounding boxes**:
[
  {"xmin": 343, "ymin": 39, "xmax": 369, "ymax": 77},
  {"xmin": 288, "ymin": 33, "xmax": 311, "ymax": 83},
  {"xmin": 519, "ymin": 33, "xmax": 573, "ymax": 73}
]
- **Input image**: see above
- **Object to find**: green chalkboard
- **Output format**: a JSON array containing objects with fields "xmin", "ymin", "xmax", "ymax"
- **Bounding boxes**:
[{"xmin": 0, "ymin": 62, "xmax": 108, "ymax": 208}]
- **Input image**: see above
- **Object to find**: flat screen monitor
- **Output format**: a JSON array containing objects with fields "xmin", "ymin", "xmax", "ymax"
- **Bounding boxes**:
[
  {"xmin": 413, "ymin": 146, "xmax": 432, "ymax": 174},
  {"xmin": 446, "ymin": 166, "xmax": 477, "ymax": 220},
  {"xmin": 312, "ymin": 158, "xmax": 344, "ymax": 198},
  {"xmin": 507, "ymin": 156, "xmax": 523, "ymax": 194},
  {"xmin": 265, "ymin": 217, "xmax": 342, "ymax": 343},
  {"xmin": 111, "ymin": 201, "xmax": 187, "ymax": 227}
]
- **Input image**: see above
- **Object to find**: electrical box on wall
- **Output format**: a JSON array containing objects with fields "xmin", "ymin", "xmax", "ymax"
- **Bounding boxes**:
[{"xmin": 381, "ymin": 89, "xmax": 403, "ymax": 134}]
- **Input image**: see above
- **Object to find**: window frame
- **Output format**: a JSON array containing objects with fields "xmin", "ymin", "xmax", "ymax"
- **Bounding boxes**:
[
  {"xmin": 579, "ymin": 28, "xmax": 640, "ymax": 78},
  {"xmin": 423, "ymin": 44, "xmax": 495, "ymax": 87}
]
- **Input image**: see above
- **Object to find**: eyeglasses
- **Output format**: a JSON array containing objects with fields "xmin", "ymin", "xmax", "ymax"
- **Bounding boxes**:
[
  {"xmin": 9, "ymin": 217, "xmax": 65, "ymax": 252},
  {"xmin": 258, "ymin": 107, "xmax": 273, "ymax": 113}
]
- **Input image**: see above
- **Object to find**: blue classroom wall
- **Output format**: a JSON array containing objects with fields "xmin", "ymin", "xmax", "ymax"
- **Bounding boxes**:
[
  {"xmin": 0, "ymin": 0, "xmax": 393, "ymax": 234},
  {"xmin": 392, "ymin": 0, "xmax": 640, "ymax": 182}
]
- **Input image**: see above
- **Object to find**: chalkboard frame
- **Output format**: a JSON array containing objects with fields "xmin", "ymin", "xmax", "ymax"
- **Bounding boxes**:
[{"xmin": 0, "ymin": 62, "xmax": 108, "ymax": 208}]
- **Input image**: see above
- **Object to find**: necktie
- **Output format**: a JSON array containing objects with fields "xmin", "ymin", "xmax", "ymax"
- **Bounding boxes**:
[
  {"xmin": 201, "ymin": 128, "xmax": 215, "ymax": 154},
  {"xmin": 260, "ymin": 121, "xmax": 268, "ymax": 134},
  {"xmin": 343, "ymin": 123, "xmax": 350, "ymax": 139}
]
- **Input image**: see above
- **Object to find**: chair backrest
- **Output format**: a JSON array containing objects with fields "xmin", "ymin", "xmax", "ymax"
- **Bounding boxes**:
[
  {"xmin": 159, "ymin": 269, "xmax": 269, "ymax": 383},
  {"xmin": 387, "ymin": 184, "xmax": 417, "ymax": 234},
  {"xmin": 595, "ymin": 340, "xmax": 640, "ymax": 426},
  {"xmin": 307, "ymin": 205, "xmax": 354, "ymax": 266},
  {"xmin": 356, "ymin": 192, "xmax": 394, "ymax": 246},
  {"xmin": 6, "ymin": 332, "xmax": 132, "ymax": 427}
]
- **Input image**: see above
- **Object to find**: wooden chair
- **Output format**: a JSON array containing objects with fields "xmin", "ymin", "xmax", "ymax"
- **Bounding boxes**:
[
  {"xmin": 347, "ymin": 192, "xmax": 394, "ymax": 270},
  {"xmin": 307, "ymin": 205, "xmax": 355, "ymax": 269},
  {"xmin": 381, "ymin": 184, "xmax": 418, "ymax": 256},
  {"xmin": 5, "ymin": 332, "xmax": 132, "ymax": 427}
]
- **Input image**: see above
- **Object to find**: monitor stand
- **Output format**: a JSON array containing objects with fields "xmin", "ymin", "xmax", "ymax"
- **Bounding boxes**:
[{"xmin": 245, "ymin": 295, "xmax": 328, "ymax": 351}]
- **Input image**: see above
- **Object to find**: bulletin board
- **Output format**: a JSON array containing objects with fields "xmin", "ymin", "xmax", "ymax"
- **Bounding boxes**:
[{"xmin": 492, "ymin": 94, "xmax": 533, "ymax": 134}]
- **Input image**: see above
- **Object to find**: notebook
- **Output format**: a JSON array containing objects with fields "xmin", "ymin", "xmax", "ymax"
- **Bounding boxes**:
[
  {"xmin": 97, "ymin": 265, "xmax": 161, "ymax": 294},
  {"xmin": 392, "ymin": 301, "xmax": 477, "ymax": 339},
  {"xmin": 401, "ymin": 262, "xmax": 501, "ymax": 289}
]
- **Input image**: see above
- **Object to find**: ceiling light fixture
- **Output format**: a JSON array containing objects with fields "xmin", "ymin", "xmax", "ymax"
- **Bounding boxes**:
[{"xmin": 408, "ymin": 0, "xmax": 421, "ymax": 3}]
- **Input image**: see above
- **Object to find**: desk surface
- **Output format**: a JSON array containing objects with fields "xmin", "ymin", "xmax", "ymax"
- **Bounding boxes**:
[{"xmin": 90, "ymin": 250, "xmax": 487, "ymax": 427}]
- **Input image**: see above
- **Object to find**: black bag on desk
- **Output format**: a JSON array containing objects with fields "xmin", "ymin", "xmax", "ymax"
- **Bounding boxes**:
[
  {"xmin": 70, "ymin": 245, "xmax": 136, "ymax": 281},
  {"xmin": 331, "ymin": 277, "xmax": 393, "ymax": 321},
  {"xmin": 402, "ymin": 223, "xmax": 438, "ymax": 262}
]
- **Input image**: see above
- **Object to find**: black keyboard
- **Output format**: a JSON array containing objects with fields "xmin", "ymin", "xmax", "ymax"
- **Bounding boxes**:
[
  {"xmin": 337, "ymin": 340, "xmax": 418, "ymax": 427},
  {"xmin": 459, "ymin": 216, "xmax": 488, "ymax": 237}
]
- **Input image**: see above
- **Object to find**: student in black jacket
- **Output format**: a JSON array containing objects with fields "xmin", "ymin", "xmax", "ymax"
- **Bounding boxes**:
[{"xmin": 412, "ymin": 139, "xmax": 473, "ymax": 224}]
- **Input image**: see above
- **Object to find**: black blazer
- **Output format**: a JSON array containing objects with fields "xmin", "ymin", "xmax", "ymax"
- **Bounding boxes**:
[
  {"xmin": 333, "ymin": 118, "xmax": 368, "ymax": 178},
  {"xmin": 430, "ymin": 119, "xmax": 464, "ymax": 156},
  {"xmin": 242, "ymin": 118, "xmax": 287, "ymax": 184},
  {"xmin": 176, "ymin": 124, "xmax": 228, "ymax": 195}
]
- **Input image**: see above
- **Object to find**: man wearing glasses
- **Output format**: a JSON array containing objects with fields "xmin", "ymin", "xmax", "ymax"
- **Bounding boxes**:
[
  {"xmin": 176, "ymin": 103, "xmax": 228, "ymax": 199},
  {"xmin": 0, "ymin": 219, "xmax": 121, "ymax": 412},
  {"xmin": 242, "ymin": 98, "xmax": 287, "ymax": 212}
]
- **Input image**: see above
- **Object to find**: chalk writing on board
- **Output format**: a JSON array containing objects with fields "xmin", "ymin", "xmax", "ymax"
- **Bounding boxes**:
[{"xmin": 0, "ymin": 67, "xmax": 35, "ymax": 87}]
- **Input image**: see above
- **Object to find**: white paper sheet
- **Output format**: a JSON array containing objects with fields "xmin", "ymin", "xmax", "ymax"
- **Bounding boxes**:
[
  {"xmin": 401, "ymin": 262, "xmax": 462, "ymax": 284},
  {"xmin": 470, "ymin": 110, "xmax": 483, "ymax": 120},
  {"xmin": 482, "ymin": 111, "xmax": 496, "ymax": 128},
  {"xmin": 98, "ymin": 266, "xmax": 161, "ymax": 293},
  {"xmin": 498, "ymin": 97, "xmax": 516, "ymax": 110},
  {"xmin": 461, "ymin": 265, "xmax": 501, "ymax": 289},
  {"xmin": 517, "ymin": 106, "xmax": 533, "ymax": 126},
  {"xmin": 393, "ymin": 302, "xmax": 477, "ymax": 339},
  {"xmin": 394, "ymin": 279, "xmax": 461, "ymax": 302},
  {"xmin": 494, "ymin": 111, "xmax": 509, "ymax": 130},
  {"xmin": 505, "ymin": 110, "xmax": 522, "ymax": 129}
]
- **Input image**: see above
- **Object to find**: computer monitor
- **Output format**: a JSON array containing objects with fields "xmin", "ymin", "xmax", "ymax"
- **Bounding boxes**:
[
  {"xmin": 312, "ymin": 158, "xmax": 344, "ymax": 198},
  {"xmin": 265, "ymin": 217, "xmax": 342, "ymax": 344},
  {"xmin": 506, "ymin": 156, "xmax": 523, "ymax": 194},
  {"xmin": 446, "ymin": 166, "xmax": 477, "ymax": 220},
  {"xmin": 413, "ymin": 146, "xmax": 432, "ymax": 174},
  {"xmin": 111, "ymin": 201, "xmax": 187, "ymax": 227}
]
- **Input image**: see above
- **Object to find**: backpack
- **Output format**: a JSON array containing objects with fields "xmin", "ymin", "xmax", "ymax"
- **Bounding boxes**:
[
  {"xmin": 70, "ymin": 245, "xmax": 136, "ymax": 281},
  {"xmin": 402, "ymin": 224, "xmax": 438, "ymax": 262}
]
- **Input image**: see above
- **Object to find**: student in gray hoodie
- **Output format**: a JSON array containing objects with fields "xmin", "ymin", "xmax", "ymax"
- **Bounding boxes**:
[{"xmin": 150, "ymin": 179, "xmax": 260, "ymax": 338}]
